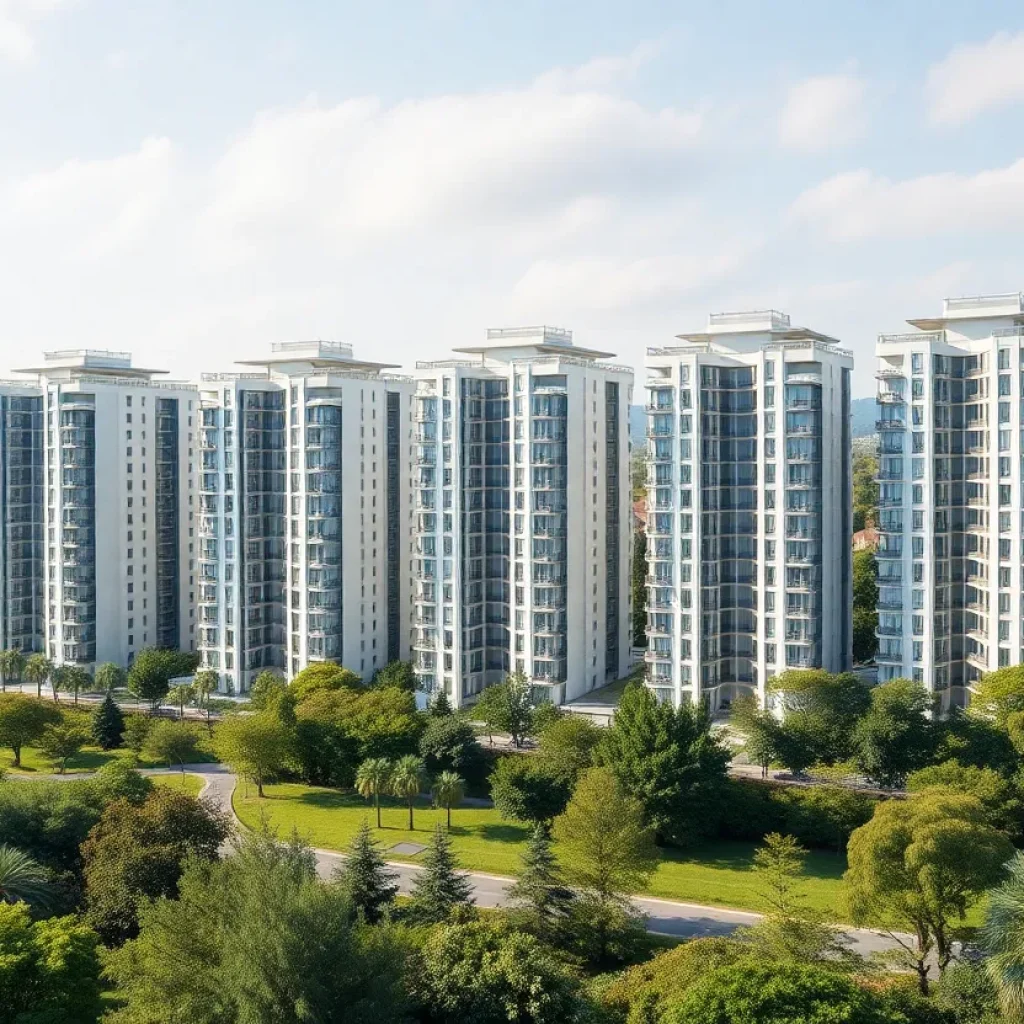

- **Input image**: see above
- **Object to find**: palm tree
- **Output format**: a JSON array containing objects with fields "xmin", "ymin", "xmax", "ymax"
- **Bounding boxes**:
[
  {"xmin": 0, "ymin": 650, "xmax": 23, "ymax": 693},
  {"xmin": 432, "ymin": 771, "xmax": 465, "ymax": 828},
  {"xmin": 192, "ymin": 669, "xmax": 218, "ymax": 736},
  {"xmin": 66, "ymin": 666, "xmax": 91, "ymax": 705},
  {"xmin": 170, "ymin": 681, "xmax": 194, "ymax": 720},
  {"xmin": 355, "ymin": 757, "xmax": 392, "ymax": 829},
  {"xmin": 0, "ymin": 845, "xmax": 52, "ymax": 908},
  {"xmin": 983, "ymin": 850, "xmax": 1024, "ymax": 1018},
  {"xmin": 390, "ymin": 755, "xmax": 425, "ymax": 831},
  {"xmin": 24, "ymin": 654, "xmax": 52, "ymax": 700},
  {"xmin": 49, "ymin": 665, "xmax": 67, "ymax": 703}
]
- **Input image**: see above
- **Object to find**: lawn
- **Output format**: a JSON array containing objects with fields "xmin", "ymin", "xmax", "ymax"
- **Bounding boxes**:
[
  {"xmin": 232, "ymin": 783, "xmax": 850, "ymax": 917},
  {"xmin": 6, "ymin": 741, "xmax": 218, "ymax": 775},
  {"xmin": 150, "ymin": 772, "xmax": 205, "ymax": 798}
]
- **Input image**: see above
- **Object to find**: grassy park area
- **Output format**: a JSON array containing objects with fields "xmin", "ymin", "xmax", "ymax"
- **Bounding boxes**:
[
  {"xmin": 6, "ymin": 741, "xmax": 218, "ymax": 775},
  {"xmin": 150, "ymin": 772, "xmax": 205, "ymax": 798},
  {"xmin": 233, "ymin": 782, "xmax": 850, "ymax": 917}
]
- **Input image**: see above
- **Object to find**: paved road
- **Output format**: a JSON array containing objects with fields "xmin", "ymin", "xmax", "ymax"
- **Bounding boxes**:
[{"xmin": 12, "ymin": 762, "xmax": 904, "ymax": 957}]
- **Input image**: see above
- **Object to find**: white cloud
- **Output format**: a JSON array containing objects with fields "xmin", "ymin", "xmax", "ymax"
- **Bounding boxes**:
[
  {"xmin": 533, "ymin": 40, "xmax": 664, "ymax": 92},
  {"xmin": 778, "ymin": 73, "xmax": 866, "ymax": 150},
  {"xmin": 928, "ymin": 31, "xmax": 1024, "ymax": 124},
  {"xmin": 789, "ymin": 158, "xmax": 1024, "ymax": 239},
  {"xmin": 0, "ymin": 0, "xmax": 67, "ymax": 65}
]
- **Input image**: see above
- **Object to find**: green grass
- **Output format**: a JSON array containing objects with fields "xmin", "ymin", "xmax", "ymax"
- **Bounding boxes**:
[
  {"xmin": 150, "ymin": 773, "xmax": 205, "ymax": 798},
  {"xmin": 6, "ymin": 739, "xmax": 218, "ymax": 775},
  {"xmin": 232, "ymin": 783, "xmax": 850, "ymax": 918}
]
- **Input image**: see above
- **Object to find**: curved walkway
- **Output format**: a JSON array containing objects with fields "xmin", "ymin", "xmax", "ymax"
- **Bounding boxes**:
[{"xmin": 11, "ymin": 762, "xmax": 905, "ymax": 957}]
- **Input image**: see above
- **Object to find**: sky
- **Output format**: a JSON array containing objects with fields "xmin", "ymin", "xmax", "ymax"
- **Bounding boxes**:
[{"xmin": 2, "ymin": 2, "xmax": 1024, "ymax": 396}]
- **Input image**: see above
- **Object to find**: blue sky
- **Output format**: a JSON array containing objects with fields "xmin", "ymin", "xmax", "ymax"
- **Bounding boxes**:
[{"xmin": 2, "ymin": 1, "xmax": 1024, "ymax": 395}]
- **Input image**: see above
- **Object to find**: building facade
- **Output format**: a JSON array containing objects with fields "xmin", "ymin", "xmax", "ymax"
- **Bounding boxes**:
[
  {"xmin": 410, "ymin": 328, "xmax": 633, "ymax": 707},
  {"xmin": 875, "ymin": 293, "xmax": 1024, "ymax": 710},
  {"xmin": 196, "ymin": 342, "xmax": 412, "ymax": 694},
  {"xmin": 644, "ymin": 311, "xmax": 853, "ymax": 710},
  {"xmin": 3, "ymin": 350, "xmax": 198, "ymax": 668}
]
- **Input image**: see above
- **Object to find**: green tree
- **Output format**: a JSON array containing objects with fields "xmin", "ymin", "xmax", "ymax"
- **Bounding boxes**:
[
  {"xmin": 167, "ymin": 680, "xmax": 193, "ymax": 720},
  {"xmin": 476, "ymin": 672, "xmax": 534, "ymax": 748},
  {"xmin": 60, "ymin": 665, "xmax": 92, "ymax": 704},
  {"xmin": 506, "ymin": 823, "xmax": 574, "ymax": 941},
  {"xmin": 971, "ymin": 665, "xmax": 1024, "ymax": 726},
  {"xmin": 406, "ymin": 821, "xmax": 474, "ymax": 924},
  {"xmin": 852, "ymin": 452, "xmax": 879, "ymax": 532},
  {"xmin": 94, "ymin": 661, "xmax": 126, "ymax": 694},
  {"xmin": 355, "ymin": 757, "xmax": 392, "ymax": 829},
  {"xmin": 852, "ymin": 548, "xmax": 879, "ymax": 664},
  {"xmin": 248, "ymin": 669, "xmax": 284, "ymax": 710},
  {"xmin": 595, "ymin": 682, "xmax": 730, "ymax": 845},
  {"xmin": 419, "ymin": 714, "xmax": 484, "ymax": 780},
  {"xmin": 490, "ymin": 756, "xmax": 571, "ymax": 825},
  {"xmin": 731, "ymin": 693, "xmax": 783, "ymax": 778},
  {"xmin": 214, "ymin": 712, "xmax": 291, "ymax": 798},
  {"xmin": 429, "ymin": 688, "xmax": 453, "ymax": 716},
  {"xmin": 936, "ymin": 707, "xmax": 1020, "ymax": 776},
  {"xmin": 632, "ymin": 527, "xmax": 647, "ymax": 648},
  {"xmin": 91, "ymin": 691, "xmax": 125, "ymax": 750},
  {"xmin": 412, "ymin": 919, "xmax": 584, "ymax": 1024},
  {"xmin": 855, "ymin": 677, "xmax": 934, "ymax": 788},
  {"xmin": 23, "ymin": 653, "xmax": 52, "ymax": 700},
  {"xmin": 935, "ymin": 961, "xmax": 1003, "ymax": 1024},
  {"xmin": 908, "ymin": 759, "xmax": 1024, "ymax": 842},
  {"xmin": 144, "ymin": 718, "xmax": 201, "ymax": 774},
  {"xmin": 332, "ymin": 819, "xmax": 398, "ymax": 924},
  {"xmin": 38, "ymin": 721, "xmax": 90, "ymax": 774},
  {"xmin": 127, "ymin": 648, "xmax": 182, "ymax": 709},
  {"xmin": 48, "ymin": 664, "xmax": 67, "ymax": 703},
  {"xmin": 373, "ymin": 660, "xmax": 416, "ymax": 692},
  {"xmin": 663, "ymin": 961, "xmax": 896, "ymax": 1024},
  {"xmin": 122, "ymin": 712, "xmax": 152, "ymax": 755},
  {"xmin": 191, "ymin": 668, "xmax": 219, "ymax": 736},
  {"xmin": 82, "ymin": 785, "xmax": 229, "ymax": 944},
  {"xmin": 553, "ymin": 767, "xmax": 657, "ymax": 963},
  {"xmin": 536, "ymin": 714, "xmax": 601, "ymax": 787},
  {"xmin": 846, "ymin": 790, "xmax": 1013, "ymax": 992},
  {"xmin": 531, "ymin": 700, "xmax": 561, "ymax": 736},
  {"xmin": 104, "ymin": 830, "xmax": 410, "ymax": 1023},
  {"xmin": 390, "ymin": 753, "xmax": 425, "ymax": 830},
  {"xmin": 0, "ymin": 648, "xmax": 25, "ymax": 692},
  {"xmin": 288, "ymin": 661, "xmax": 361, "ymax": 702},
  {"xmin": 0, "ymin": 844, "xmax": 52, "ymax": 907},
  {"xmin": 432, "ymin": 770, "xmax": 464, "ymax": 828},
  {"xmin": 0, "ymin": 694, "xmax": 61, "ymax": 767},
  {"xmin": 981, "ymin": 850, "xmax": 1024, "ymax": 1020},
  {"xmin": 0, "ymin": 902, "xmax": 102, "ymax": 1024}
]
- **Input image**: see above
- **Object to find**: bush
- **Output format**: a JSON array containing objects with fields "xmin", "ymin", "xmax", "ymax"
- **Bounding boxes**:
[
  {"xmin": 419, "ymin": 715, "xmax": 486, "ymax": 785},
  {"xmin": 490, "ymin": 756, "xmax": 571, "ymax": 825}
]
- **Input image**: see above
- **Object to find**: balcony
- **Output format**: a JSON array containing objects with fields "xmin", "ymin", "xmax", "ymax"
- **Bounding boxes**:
[
  {"xmin": 876, "ymin": 419, "xmax": 905, "ymax": 432},
  {"xmin": 875, "ymin": 625, "xmax": 904, "ymax": 637},
  {"xmin": 877, "ymin": 392, "xmax": 905, "ymax": 405}
]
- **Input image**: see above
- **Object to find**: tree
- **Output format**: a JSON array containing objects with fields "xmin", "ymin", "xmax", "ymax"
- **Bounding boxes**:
[
  {"xmin": 429, "ymin": 688, "xmax": 453, "ymax": 716},
  {"xmin": 476, "ymin": 672, "xmax": 534, "ymax": 748},
  {"xmin": 419, "ymin": 714, "xmax": 485, "ymax": 780},
  {"xmin": 908, "ymin": 759, "xmax": 1024, "ymax": 842},
  {"xmin": 83, "ymin": 786, "xmax": 229, "ymax": 944},
  {"xmin": 935, "ymin": 962, "xmax": 1002, "ymax": 1024},
  {"xmin": 38, "ymin": 721, "xmax": 90, "ymax": 774},
  {"xmin": 91, "ymin": 691, "xmax": 125, "ymax": 750},
  {"xmin": 104, "ymin": 830, "xmax": 410, "ymax": 1023},
  {"xmin": 355, "ymin": 757, "xmax": 392, "ymax": 829},
  {"xmin": 24, "ymin": 653, "xmax": 52, "ymax": 700},
  {"xmin": 60, "ymin": 665, "xmax": 92, "ymax": 705},
  {"xmin": 48, "ymin": 664, "xmax": 67, "ymax": 703},
  {"xmin": 553, "ymin": 767, "xmax": 657, "ymax": 962},
  {"xmin": 854, "ymin": 677, "xmax": 934, "ymax": 788},
  {"xmin": 373, "ymin": 660, "xmax": 416, "ymax": 692},
  {"xmin": 412, "ymin": 919, "xmax": 584, "ymax": 1024},
  {"xmin": 537, "ymin": 714, "xmax": 601, "ymax": 787},
  {"xmin": 0, "ymin": 694, "xmax": 61, "ymax": 766},
  {"xmin": 506, "ymin": 823, "xmax": 574, "ymax": 941},
  {"xmin": 248, "ymin": 669, "xmax": 285, "ymax": 711},
  {"xmin": 214, "ymin": 712, "xmax": 291, "ymax": 798},
  {"xmin": 433, "ymin": 770, "xmax": 464, "ymax": 827},
  {"xmin": 490, "ymin": 756, "xmax": 571, "ymax": 825},
  {"xmin": 169, "ymin": 680, "xmax": 194, "ymax": 720},
  {"xmin": 288, "ymin": 661, "xmax": 361, "ymax": 702},
  {"xmin": 852, "ymin": 452, "xmax": 879, "ymax": 532},
  {"xmin": 845, "ymin": 790, "xmax": 1013, "ymax": 993},
  {"xmin": 664, "ymin": 961, "xmax": 896, "ymax": 1024},
  {"xmin": 0, "ymin": 648, "xmax": 25, "ymax": 692},
  {"xmin": 144, "ymin": 719, "xmax": 201, "ymax": 773},
  {"xmin": 122, "ymin": 712, "xmax": 152, "ymax": 755},
  {"xmin": 738, "ymin": 832, "xmax": 857, "ymax": 967},
  {"xmin": 731, "ymin": 693, "xmax": 783, "ymax": 778},
  {"xmin": 406, "ymin": 821, "xmax": 474, "ymax": 923},
  {"xmin": 981, "ymin": 850, "xmax": 1024, "ymax": 1020},
  {"xmin": 191, "ymin": 669, "xmax": 218, "ymax": 736},
  {"xmin": 595, "ymin": 682, "xmax": 730, "ymax": 845},
  {"xmin": 970, "ymin": 665, "xmax": 1024, "ymax": 726},
  {"xmin": 632, "ymin": 527, "xmax": 647, "ymax": 648},
  {"xmin": 935, "ymin": 707, "xmax": 1020, "ymax": 776},
  {"xmin": 333, "ymin": 819, "xmax": 398, "ymax": 923},
  {"xmin": 0, "ymin": 844, "xmax": 52, "ymax": 907},
  {"xmin": 390, "ymin": 753, "xmax": 425, "ymax": 830},
  {"xmin": 852, "ymin": 549, "xmax": 879, "ymax": 664},
  {"xmin": 127, "ymin": 648, "xmax": 182, "ymax": 709},
  {"xmin": 0, "ymin": 903, "xmax": 102, "ymax": 1024},
  {"xmin": 95, "ymin": 661, "xmax": 126, "ymax": 694}
]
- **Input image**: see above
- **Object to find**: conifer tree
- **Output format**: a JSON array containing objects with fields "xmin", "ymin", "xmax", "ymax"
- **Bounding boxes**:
[
  {"xmin": 429, "ymin": 689, "xmax": 453, "ymax": 717},
  {"xmin": 334, "ymin": 819, "xmax": 398, "ymax": 924},
  {"xmin": 406, "ymin": 822, "xmax": 473, "ymax": 924},
  {"xmin": 91, "ymin": 692, "xmax": 125, "ymax": 750},
  {"xmin": 506, "ymin": 823, "xmax": 574, "ymax": 939}
]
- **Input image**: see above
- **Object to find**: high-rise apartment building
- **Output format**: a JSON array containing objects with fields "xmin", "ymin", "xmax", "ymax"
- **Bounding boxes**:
[
  {"xmin": 875, "ymin": 293, "xmax": 1024, "ymax": 710},
  {"xmin": 197, "ymin": 342, "xmax": 411, "ymax": 694},
  {"xmin": 644, "ymin": 311, "xmax": 852, "ymax": 710},
  {"xmin": 5, "ymin": 350, "xmax": 198, "ymax": 668},
  {"xmin": 410, "ymin": 328, "xmax": 633, "ymax": 707}
]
